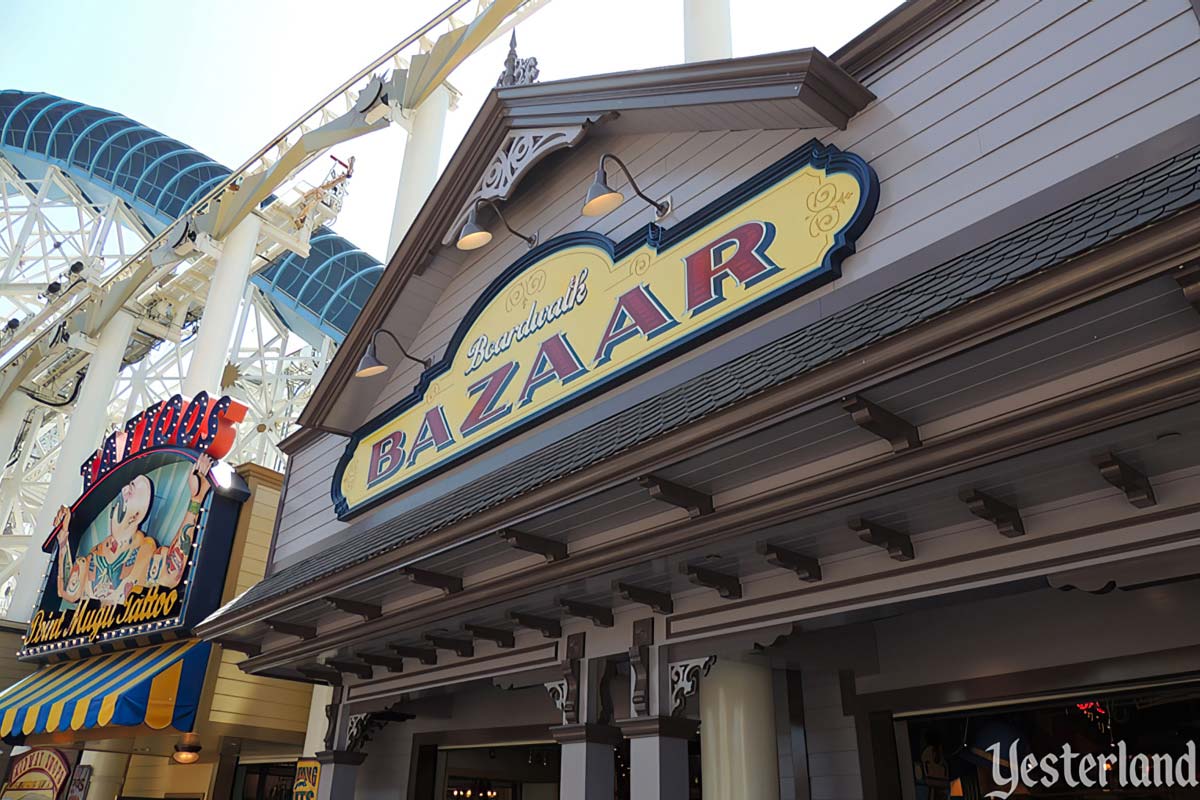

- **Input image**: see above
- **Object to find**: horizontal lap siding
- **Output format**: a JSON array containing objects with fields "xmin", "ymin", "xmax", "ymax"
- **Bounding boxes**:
[
  {"xmin": 212, "ymin": 470, "xmax": 311, "ymax": 730},
  {"xmin": 271, "ymin": 0, "xmax": 1200, "ymax": 566}
]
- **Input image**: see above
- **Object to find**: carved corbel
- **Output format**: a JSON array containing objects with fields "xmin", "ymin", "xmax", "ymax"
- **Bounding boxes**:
[
  {"xmin": 669, "ymin": 656, "xmax": 715, "ymax": 716},
  {"xmin": 848, "ymin": 516, "xmax": 915, "ymax": 561},
  {"xmin": 629, "ymin": 618, "xmax": 654, "ymax": 717},
  {"xmin": 441, "ymin": 125, "xmax": 592, "ymax": 246},
  {"xmin": 842, "ymin": 395, "xmax": 921, "ymax": 452},
  {"xmin": 1096, "ymin": 453, "xmax": 1157, "ymax": 508},
  {"xmin": 960, "ymin": 489, "xmax": 1025, "ymax": 537}
]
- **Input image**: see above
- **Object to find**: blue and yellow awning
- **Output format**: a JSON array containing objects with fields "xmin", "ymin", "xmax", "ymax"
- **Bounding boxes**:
[{"xmin": 0, "ymin": 639, "xmax": 210, "ymax": 741}]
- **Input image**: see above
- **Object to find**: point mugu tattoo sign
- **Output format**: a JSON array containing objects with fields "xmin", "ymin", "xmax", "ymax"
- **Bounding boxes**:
[
  {"xmin": 21, "ymin": 393, "xmax": 250, "ymax": 660},
  {"xmin": 334, "ymin": 140, "xmax": 878, "ymax": 519}
]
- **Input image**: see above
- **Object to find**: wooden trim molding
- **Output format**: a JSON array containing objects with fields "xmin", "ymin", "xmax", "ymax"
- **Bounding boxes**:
[{"xmin": 615, "ymin": 716, "xmax": 699, "ymax": 740}]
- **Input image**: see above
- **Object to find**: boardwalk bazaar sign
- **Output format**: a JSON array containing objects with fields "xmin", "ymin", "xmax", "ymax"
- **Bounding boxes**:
[
  {"xmin": 334, "ymin": 140, "xmax": 878, "ymax": 518},
  {"xmin": 21, "ymin": 394, "xmax": 248, "ymax": 659}
]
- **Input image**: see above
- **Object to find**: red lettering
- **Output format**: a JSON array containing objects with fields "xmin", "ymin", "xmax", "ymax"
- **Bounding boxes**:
[
  {"xmin": 519, "ymin": 333, "xmax": 587, "ymax": 407},
  {"xmin": 682, "ymin": 221, "xmax": 779, "ymax": 315},
  {"xmin": 368, "ymin": 431, "xmax": 406, "ymax": 487},
  {"xmin": 461, "ymin": 361, "xmax": 518, "ymax": 438},
  {"xmin": 593, "ymin": 284, "xmax": 677, "ymax": 366},
  {"xmin": 406, "ymin": 406, "xmax": 456, "ymax": 468}
]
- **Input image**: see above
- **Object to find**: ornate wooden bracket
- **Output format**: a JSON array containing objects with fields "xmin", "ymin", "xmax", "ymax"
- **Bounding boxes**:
[
  {"xmin": 1096, "ymin": 453, "xmax": 1157, "ymax": 508},
  {"xmin": 756, "ymin": 542, "xmax": 822, "ymax": 582},
  {"xmin": 509, "ymin": 611, "xmax": 562, "ymax": 639},
  {"xmin": 403, "ymin": 567, "xmax": 463, "ymax": 595},
  {"xmin": 614, "ymin": 581, "xmax": 674, "ymax": 614},
  {"xmin": 545, "ymin": 679, "xmax": 569, "ymax": 721},
  {"xmin": 266, "ymin": 620, "xmax": 316, "ymax": 640},
  {"xmin": 465, "ymin": 624, "xmax": 515, "ymax": 649},
  {"xmin": 388, "ymin": 644, "xmax": 438, "ymax": 665},
  {"xmin": 326, "ymin": 658, "xmax": 373, "ymax": 680},
  {"xmin": 424, "ymin": 633, "xmax": 474, "ymax": 659},
  {"xmin": 669, "ymin": 656, "xmax": 715, "ymax": 716},
  {"xmin": 347, "ymin": 703, "xmax": 414, "ymax": 753},
  {"xmin": 842, "ymin": 395, "xmax": 921, "ymax": 452},
  {"xmin": 629, "ymin": 618, "xmax": 654, "ymax": 717},
  {"xmin": 559, "ymin": 598, "xmax": 614, "ymax": 628},
  {"xmin": 358, "ymin": 653, "xmax": 406, "ymax": 673},
  {"xmin": 559, "ymin": 633, "xmax": 586, "ymax": 725},
  {"xmin": 681, "ymin": 563, "xmax": 742, "ymax": 599},
  {"xmin": 960, "ymin": 489, "xmax": 1025, "ymax": 537},
  {"xmin": 848, "ymin": 517, "xmax": 915, "ymax": 561},
  {"xmin": 500, "ymin": 528, "xmax": 568, "ymax": 562},
  {"xmin": 441, "ymin": 125, "xmax": 591, "ymax": 246},
  {"xmin": 322, "ymin": 686, "xmax": 344, "ymax": 751},
  {"xmin": 640, "ymin": 476, "xmax": 714, "ymax": 517},
  {"xmin": 324, "ymin": 597, "xmax": 382, "ymax": 621}
]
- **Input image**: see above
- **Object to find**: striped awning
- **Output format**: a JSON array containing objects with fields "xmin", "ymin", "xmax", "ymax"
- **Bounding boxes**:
[{"xmin": 0, "ymin": 639, "xmax": 210, "ymax": 742}]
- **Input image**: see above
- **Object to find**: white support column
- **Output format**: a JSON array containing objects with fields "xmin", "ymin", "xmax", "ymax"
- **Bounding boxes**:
[
  {"xmin": 683, "ymin": 0, "xmax": 732, "ymax": 63},
  {"xmin": 182, "ymin": 214, "xmax": 262, "ymax": 398},
  {"xmin": 387, "ymin": 85, "xmax": 453, "ymax": 257},
  {"xmin": 5, "ymin": 310, "xmax": 136, "ymax": 622},
  {"xmin": 0, "ymin": 405, "xmax": 41, "ymax": 531},
  {"xmin": 0, "ymin": 393, "xmax": 33, "ymax": 476},
  {"xmin": 700, "ymin": 657, "xmax": 781, "ymax": 800}
]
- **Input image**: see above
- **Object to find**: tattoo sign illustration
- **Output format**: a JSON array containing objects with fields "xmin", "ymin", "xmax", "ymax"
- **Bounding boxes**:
[{"xmin": 20, "ymin": 396, "xmax": 250, "ymax": 660}]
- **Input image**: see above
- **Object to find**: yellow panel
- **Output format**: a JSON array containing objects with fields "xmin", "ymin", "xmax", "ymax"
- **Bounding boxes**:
[{"xmin": 144, "ymin": 658, "xmax": 183, "ymax": 729}]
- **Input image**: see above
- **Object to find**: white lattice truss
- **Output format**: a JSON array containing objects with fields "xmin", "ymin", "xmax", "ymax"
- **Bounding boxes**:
[{"xmin": 0, "ymin": 155, "xmax": 334, "ymax": 543}]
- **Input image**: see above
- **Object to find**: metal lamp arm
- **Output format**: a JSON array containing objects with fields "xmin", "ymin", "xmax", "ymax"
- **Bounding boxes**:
[
  {"xmin": 476, "ymin": 199, "xmax": 538, "ymax": 248},
  {"xmin": 373, "ymin": 329, "xmax": 430, "ymax": 369},
  {"xmin": 600, "ymin": 154, "xmax": 670, "ymax": 216}
]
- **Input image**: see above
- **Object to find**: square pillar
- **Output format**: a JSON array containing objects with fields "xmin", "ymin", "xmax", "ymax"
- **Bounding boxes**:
[
  {"xmin": 315, "ymin": 750, "xmax": 366, "ymax": 800},
  {"xmin": 617, "ymin": 716, "xmax": 699, "ymax": 799},
  {"xmin": 551, "ymin": 723, "xmax": 620, "ymax": 800}
]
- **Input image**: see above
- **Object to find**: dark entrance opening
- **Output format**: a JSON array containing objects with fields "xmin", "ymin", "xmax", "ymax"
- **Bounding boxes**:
[{"xmin": 903, "ymin": 682, "xmax": 1200, "ymax": 799}]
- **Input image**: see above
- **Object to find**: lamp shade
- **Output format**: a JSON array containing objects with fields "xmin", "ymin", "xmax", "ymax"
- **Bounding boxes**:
[
  {"xmin": 581, "ymin": 168, "xmax": 624, "ymax": 216},
  {"xmin": 355, "ymin": 340, "xmax": 388, "ymax": 378},
  {"xmin": 457, "ymin": 206, "xmax": 493, "ymax": 250}
]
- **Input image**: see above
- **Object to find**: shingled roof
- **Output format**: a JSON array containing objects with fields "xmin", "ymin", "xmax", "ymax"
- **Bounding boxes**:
[{"xmin": 218, "ymin": 142, "xmax": 1200, "ymax": 619}]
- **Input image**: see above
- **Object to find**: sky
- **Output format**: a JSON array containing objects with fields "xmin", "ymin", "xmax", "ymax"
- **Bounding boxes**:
[{"xmin": 2, "ymin": 0, "xmax": 901, "ymax": 262}]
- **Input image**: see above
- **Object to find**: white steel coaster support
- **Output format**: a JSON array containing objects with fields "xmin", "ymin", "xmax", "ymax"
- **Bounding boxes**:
[
  {"xmin": 388, "ymin": 84, "xmax": 454, "ymax": 256},
  {"xmin": 183, "ymin": 215, "xmax": 263, "ymax": 398},
  {"xmin": 0, "ymin": 406, "xmax": 43, "ymax": 534},
  {"xmin": 683, "ymin": 0, "xmax": 732, "ymax": 63},
  {"xmin": 6, "ymin": 310, "xmax": 136, "ymax": 622},
  {"xmin": 0, "ymin": 393, "xmax": 32, "ymax": 471}
]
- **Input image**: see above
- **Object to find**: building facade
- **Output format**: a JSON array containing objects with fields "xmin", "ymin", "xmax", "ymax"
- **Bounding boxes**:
[{"xmin": 201, "ymin": 1, "xmax": 1200, "ymax": 797}]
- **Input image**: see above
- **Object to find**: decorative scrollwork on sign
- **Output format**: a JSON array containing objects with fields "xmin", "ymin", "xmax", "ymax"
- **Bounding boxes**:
[
  {"xmin": 504, "ymin": 269, "xmax": 548, "ymax": 312},
  {"xmin": 441, "ymin": 126, "xmax": 590, "ymax": 246},
  {"xmin": 806, "ymin": 181, "xmax": 852, "ymax": 237},
  {"xmin": 669, "ymin": 656, "xmax": 716, "ymax": 716}
]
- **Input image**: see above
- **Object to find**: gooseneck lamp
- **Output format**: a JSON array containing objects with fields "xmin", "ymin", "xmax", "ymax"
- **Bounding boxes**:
[
  {"xmin": 456, "ymin": 198, "xmax": 538, "ymax": 251},
  {"xmin": 582, "ymin": 153, "xmax": 671, "ymax": 218},
  {"xmin": 355, "ymin": 328, "xmax": 431, "ymax": 379}
]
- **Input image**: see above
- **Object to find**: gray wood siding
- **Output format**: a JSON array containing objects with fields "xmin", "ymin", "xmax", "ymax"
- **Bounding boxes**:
[{"xmin": 270, "ymin": 0, "xmax": 1200, "ymax": 568}]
